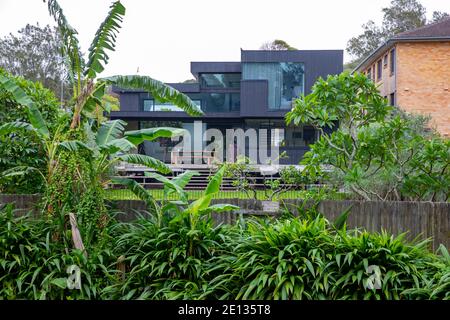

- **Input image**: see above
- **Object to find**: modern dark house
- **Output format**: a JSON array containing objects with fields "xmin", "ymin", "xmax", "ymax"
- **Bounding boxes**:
[{"xmin": 111, "ymin": 49, "xmax": 343, "ymax": 165}]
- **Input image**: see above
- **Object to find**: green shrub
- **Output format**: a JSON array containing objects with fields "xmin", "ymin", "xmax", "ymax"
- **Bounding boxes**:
[
  {"xmin": 213, "ymin": 215, "xmax": 441, "ymax": 300},
  {"xmin": 0, "ymin": 204, "xmax": 116, "ymax": 300},
  {"xmin": 1, "ymin": 202, "xmax": 449, "ymax": 300},
  {"xmin": 0, "ymin": 68, "xmax": 62, "ymax": 194},
  {"xmin": 104, "ymin": 211, "xmax": 237, "ymax": 300}
]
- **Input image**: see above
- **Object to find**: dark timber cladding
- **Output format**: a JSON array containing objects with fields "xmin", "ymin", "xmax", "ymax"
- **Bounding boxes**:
[
  {"xmin": 241, "ymin": 50, "xmax": 344, "ymax": 94},
  {"xmin": 111, "ymin": 49, "xmax": 343, "ymax": 119},
  {"xmin": 109, "ymin": 49, "xmax": 343, "ymax": 165}
]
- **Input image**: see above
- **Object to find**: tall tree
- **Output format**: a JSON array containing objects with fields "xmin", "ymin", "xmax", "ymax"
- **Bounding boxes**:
[
  {"xmin": 0, "ymin": 23, "xmax": 71, "ymax": 102},
  {"xmin": 346, "ymin": 0, "xmax": 448, "ymax": 64},
  {"xmin": 381, "ymin": 0, "xmax": 426, "ymax": 35},
  {"xmin": 260, "ymin": 39, "xmax": 297, "ymax": 50},
  {"xmin": 432, "ymin": 11, "xmax": 450, "ymax": 22}
]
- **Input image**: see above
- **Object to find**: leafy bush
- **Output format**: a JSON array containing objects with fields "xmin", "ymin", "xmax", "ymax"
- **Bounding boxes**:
[
  {"xmin": 0, "ymin": 204, "xmax": 116, "ymax": 300},
  {"xmin": 0, "ymin": 68, "xmax": 61, "ymax": 193},
  {"xmin": 212, "ymin": 215, "xmax": 441, "ymax": 300},
  {"xmin": 1, "ymin": 201, "xmax": 449, "ymax": 300},
  {"xmin": 104, "ymin": 213, "xmax": 236, "ymax": 300},
  {"xmin": 286, "ymin": 72, "xmax": 450, "ymax": 202}
]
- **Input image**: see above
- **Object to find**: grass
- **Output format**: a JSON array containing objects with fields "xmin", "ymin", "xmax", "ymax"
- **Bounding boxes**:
[{"xmin": 104, "ymin": 188, "xmax": 311, "ymax": 201}]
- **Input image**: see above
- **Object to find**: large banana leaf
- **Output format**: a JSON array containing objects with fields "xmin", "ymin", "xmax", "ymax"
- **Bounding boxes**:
[
  {"xmin": 85, "ymin": 1, "xmax": 125, "ymax": 78},
  {"xmin": 0, "ymin": 122, "xmax": 35, "ymax": 135},
  {"xmin": 45, "ymin": 0, "xmax": 84, "ymax": 85},
  {"xmin": 59, "ymin": 140, "xmax": 93, "ymax": 153},
  {"xmin": 117, "ymin": 154, "xmax": 170, "ymax": 174},
  {"xmin": 101, "ymin": 138, "xmax": 136, "ymax": 154},
  {"xmin": 144, "ymin": 172, "xmax": 187, "ymax": 201},
  {"xmin": 0, "ymin": 74, "xmax": 49, "ymax": 138},
  {"xmin": 0, "ymin": 74, "xmax": 34, "ymax": 106},
  {"xmin": 28, "ymin": 104, "xmax": 50, "ymax": 139},
  {"xmin": 125, "ymin": 127, "xmax": 186, "ymax": 145},
  {"xmin": 0, "ymin": 166, "xmax": 41, "ymax": 178},
  {"xmin": 204, "ymin": 165, "xmax": 226, "ymax": 196},
  {"xmin": 187, "ymin": 166, "xmax": 226, "ymax": 215},
  {"xmin": 96, "ymin": 119, "xmax": 127, "ymax": 147},
  {"xmin": 111, "ymin": 177, "xmax": 157, "ymax": 213},
  {"xmin": 199, "ymin": 203, "xmax": 239, "ymax": 214},
  {"xmin": 101, "ymin": 75, "xmax": 204, "ymax": 116},
  {"xmin": 83, "ymin": 82, "xmax": 107, "ymax": 115},
  {"xmin": 171, "ymin": 170, "xmax": 200, "ymax": 189}
]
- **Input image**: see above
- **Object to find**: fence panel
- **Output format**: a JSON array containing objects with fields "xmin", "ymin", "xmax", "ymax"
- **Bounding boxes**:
[{"xmin": 0, "ymin": 195, "xmax": 448, "ymax": 249}]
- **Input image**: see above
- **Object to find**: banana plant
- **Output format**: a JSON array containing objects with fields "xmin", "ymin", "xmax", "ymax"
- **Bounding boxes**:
[
  {"xmin": 113, "ymin": 166, "xmax": 239, "ymax": 228},
  {"xmin": 88, "ymin": 119, "xmax": 187, "ymax": 187},
  {"xmin": 44, "ymin": 0, "xmax": 203, "ymax": 131},
  {"xmin": 0, "ymin": 77, "xmax": 187, "ymax": 190},
  {"xmin": 0, "ymin": 74, "xmax": 88, "ymax": 184}
]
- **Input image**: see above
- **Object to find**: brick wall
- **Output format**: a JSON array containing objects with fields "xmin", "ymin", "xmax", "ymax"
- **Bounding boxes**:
[
  {"xmin": 363, "ymin": 46, "xmax": 396, "ymax": 99},
  {"xmin": 397, "ymin": 42, "xmax": 450, "ymax": 137}
]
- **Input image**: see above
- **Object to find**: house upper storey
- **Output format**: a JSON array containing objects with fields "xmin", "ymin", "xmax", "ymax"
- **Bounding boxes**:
[{"xmin": 111, "ymin": 49, "xmax": 343, "ymax": 120}]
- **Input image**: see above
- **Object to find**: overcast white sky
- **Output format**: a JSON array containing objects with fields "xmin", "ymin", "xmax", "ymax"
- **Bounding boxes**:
[{"xmin": 0, "ymin": 0, "xmax": 448, "ymax": 82}]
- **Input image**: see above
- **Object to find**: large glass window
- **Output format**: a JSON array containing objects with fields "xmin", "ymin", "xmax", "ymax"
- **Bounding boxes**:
[
  {"xmin": 143, "ymin": 99, "xmax": 154, "ymax": 111},
  {"xmin": 390, "ymin": 48, "xmax": 396, "ymax": 75},
  {"xmin": 201, "ymin": 93, "xmax": 240, "ymax": 112},
  {"xmin": 200, "ymin": 73, "xmax": 241, "ymax": 89},
  {"xmin": 242, "ymin": 62, "xmax": 304, "ymax": 110},
  {"xmin": 143, "ymin": 99, "xmax": 201, "ymax": 112},
  {"xmin": 142, "ymin": 94, "xmax": 239, "ymax": 113}
]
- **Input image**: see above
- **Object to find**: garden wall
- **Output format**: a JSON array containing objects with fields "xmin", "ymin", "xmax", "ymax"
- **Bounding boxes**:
[{"xmin": 1, "ymin": 194, "xmax": 448, "ymax": 250}]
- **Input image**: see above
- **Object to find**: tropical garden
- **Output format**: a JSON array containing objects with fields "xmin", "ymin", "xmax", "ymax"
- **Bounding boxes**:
[{"xmin": 0, "ymin": 0, "xmax": 449, "ymax": 300}]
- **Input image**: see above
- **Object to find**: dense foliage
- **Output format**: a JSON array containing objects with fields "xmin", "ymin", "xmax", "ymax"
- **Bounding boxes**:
[
  {"xmin": 346, "ymin": 0, "xmax": 448, "ymax": 65},
  {"xmin": 0, "ymin": 69, "xmax": 62, "ymax": 193},
  {"xmin": 286, "ymin": 72, "xmax": 450, "ymax": 201},
  {"xmin": 1, "ymin": 202, "xmax": 449, "ymax": 300},
  {"xmin": 0, "ymin": 23, "xmax": 72, "ymax": 101}
]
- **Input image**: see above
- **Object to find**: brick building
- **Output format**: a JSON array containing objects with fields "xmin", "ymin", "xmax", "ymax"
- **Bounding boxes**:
[{"xmin": 354, "ymin": 18, "xmax": 450, "ymax": 137}]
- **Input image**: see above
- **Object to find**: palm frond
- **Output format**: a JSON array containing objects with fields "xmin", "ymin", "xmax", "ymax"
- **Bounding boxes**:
[
  {"xmin": 0, "ymin": 74, "xmax": 34, "ymax": 106},
  {"xmin": 101, "ymin": 75, "xmax": 204, "ymax": 116},
  {"xmin": 0, "ymin": 74, "xmax": 49, "ymax": 138},
  {"xmin": 199, "ymin": 203, "xmax": 239, "ymax": 214},
  {"xmin": 96, "ymin": 119, "xmax": 127, "ymax": 147},
  {"xmin": 0, "ymin": 122, "xmax": 35, "ymax": 135},
  {"xmin": 111, "ymin": 177, "xmax": 157, "ymax": 212},
  {"xmin": 171, "ymin": 170, "xmax": 200, "ymax": 189},
  {"xmin": 0, "ymin": 166, "xmax": 44, "ymax": 182},
  {"xmin": 144, "ymin": 172, "xmax": 186, "ymax": 199},
  {"xmin": 205, "ymin": 165, "xmax": 226, "ymax": 196},
  {"xmin": 117, "ymin": 154, "xmax": 171, "ymax": 174},
  {"xmin": 28, "ymin": 104, "xmax": 50, "ymax": 139},
  {"xmin": 125, "ymin": 127, "xmax": 186, "ymax": 145},
  {"xmin": 59, "ymin": 140, "xmax": 93, "ymax": 153},
  {"xmin": 85, "ymin": 1, "xmax": 125, "ymax": 78},
  {"xmin": 101, "ymin": 138, "xmax": 136, "ymax": 154},
  {"xmin": 45, "ymin": 0, "xmax": 84, "ymax": 85}
]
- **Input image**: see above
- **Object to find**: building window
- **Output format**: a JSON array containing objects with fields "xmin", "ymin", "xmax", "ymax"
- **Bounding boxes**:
[
  {"xmin": 242, "ymin": 62, "xmax": 305, "ymax": 110},
  {"xmin": 144, "ymin": 98, "xmax": 202, "ymax": 112},
  {"xmin": 367, "ymin": 68, "xmax": 372, "ymax": 80},
  {"xmin": 377, "ymin": 60, "xmax": 382, "ymax": 81},
  {"xmin": 200, "ymin": 73, "xmax": 241, "ymax": 89},
  {"xmin": 389, "ymin": 92, "xmax": 396, "ymax": 106},
  {"xmin": 372, "ymin": 65, "xmax": 376, "ymax": 81},
  {"xmin": 143, "ymin": 99, "xmax": 154, "ymax": 111},
  {"xmin": 383, "ymin": 54, "xmax": 388, "ymax": 67},
  {"xmin": 154, "ymin": 99, "xmax": 201, "ymax": 112},
  {"xmin": 390, "ymin": 48, "xmax": 396, "ymax": 75}
]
